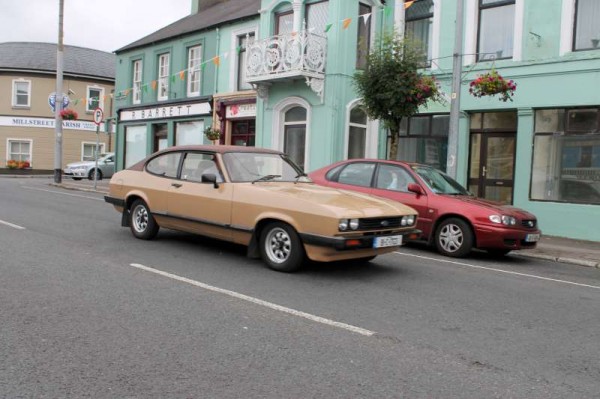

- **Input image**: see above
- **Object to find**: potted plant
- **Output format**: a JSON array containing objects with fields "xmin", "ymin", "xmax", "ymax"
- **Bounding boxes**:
[
  {"xmin": 60, "ymin": 108, "xmax": 78, "ymax": 120},
  {"xmin": 204, "ymin": 126, "xmax": 221, "ymax": 142},
  {"xmin": 6, "ymin": 160, "xmax": 18, "ymax": 169},
  {"xmin": 469, "ymin": 69, "xmax": 516, "ymax": 102}
]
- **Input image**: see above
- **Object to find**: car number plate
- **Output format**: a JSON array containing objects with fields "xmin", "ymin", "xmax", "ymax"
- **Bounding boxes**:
[
  {"xmin": 373, "ymin": 235, "xmax": 402, "ymax": 248},
  {"xmin": 525, "ymin": 233, "xmax": 540, "ymax": 242}
]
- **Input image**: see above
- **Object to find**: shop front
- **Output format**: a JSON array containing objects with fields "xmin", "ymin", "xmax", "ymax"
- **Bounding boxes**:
[{"xmin": 214, "ymin": 95, "xmax": 256, "ymax": 147}]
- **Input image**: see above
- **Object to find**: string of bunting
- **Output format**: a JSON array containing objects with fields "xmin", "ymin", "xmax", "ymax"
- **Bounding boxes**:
[{"xmin": 113, "ymin": 3, "xmax": 411, "ymax": 99}]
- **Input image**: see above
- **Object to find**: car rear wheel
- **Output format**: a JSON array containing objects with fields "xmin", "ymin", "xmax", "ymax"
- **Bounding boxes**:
[
  {"xmin": 259, "ymin": 222, "xmax": 305, "ymax": 272},
  {"xmin": 88, "ymin": 169, "xmax": 103, "ymax": 180},
  {"xmin": 129, "ymin": 199, "xmax": 159, "ymax": 240},
  {"xmin": 435, "ymin": 218, "xmax": 473, "ymax": 257}
]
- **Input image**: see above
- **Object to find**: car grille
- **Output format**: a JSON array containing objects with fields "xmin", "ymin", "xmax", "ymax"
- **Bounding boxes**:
[
  {"xmin": 521, "ymin": 219, "xmax": 537, "ymax": 228},
  {"xmin": 359, "ymin": 217, "xmax": 402, "ymax": 230}
]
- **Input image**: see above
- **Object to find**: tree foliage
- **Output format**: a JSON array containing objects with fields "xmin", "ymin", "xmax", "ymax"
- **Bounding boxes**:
[{"xmin": 353, "ymin": 33, "xmax": 442, "ymax": 160}]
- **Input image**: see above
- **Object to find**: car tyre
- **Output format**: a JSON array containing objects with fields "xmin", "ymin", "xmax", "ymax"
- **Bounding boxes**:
[
  {"xmin": 129, "ymin": 199, "xmax": 159, "ymax": 240},
  {"xmin": 259, "ymin": 222, "xmax": 305, "ymax": 272},
  {"xmin": 435, "ymin": 218, "xmax": 473, "ymax": 257},
  {"xmin": 88, "ymin": 169, "xmax": 103, "ymax": 180}
]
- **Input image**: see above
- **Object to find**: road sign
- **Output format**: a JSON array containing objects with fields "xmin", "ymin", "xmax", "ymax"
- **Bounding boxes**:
[{"xmin": 93, "ymin": 108, "xmax": 103, "ymax": 125}]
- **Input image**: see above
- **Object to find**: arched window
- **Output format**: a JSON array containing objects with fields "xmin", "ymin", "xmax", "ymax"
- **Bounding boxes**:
[
  {"xmin": 284, "ymin": 106, "xmax": 307, "ymax": 170},
  {"xmin": 348, "ymin": 105, "xmax": 368, "ymax": 159}
]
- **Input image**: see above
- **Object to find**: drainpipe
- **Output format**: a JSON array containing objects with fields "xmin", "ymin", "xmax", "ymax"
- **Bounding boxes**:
[{"xmin": 214, "ymin": 28, "xmax": 220, "ymax": 95}]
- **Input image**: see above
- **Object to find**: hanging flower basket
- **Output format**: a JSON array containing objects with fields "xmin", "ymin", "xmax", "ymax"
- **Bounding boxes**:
[
  {"xmin": 204, "ymin": 126, "xmax": 221, "ymax": 142},
  {"xmin": 60, "ymin": 108, "xmax": 78, "ymax": 120},
  {"xmin": 469, "ymin": 69, "xmax": 516, "ymax": 102}
]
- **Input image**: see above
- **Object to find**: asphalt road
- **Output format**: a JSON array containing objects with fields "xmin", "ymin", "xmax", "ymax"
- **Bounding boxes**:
[{"xmin": 1, "ymin": 177, "xmax": 599, "ymax": 398}]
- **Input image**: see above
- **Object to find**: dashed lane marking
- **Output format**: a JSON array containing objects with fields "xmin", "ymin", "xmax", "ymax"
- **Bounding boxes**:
[
  {"xmin": 21, "ymin": 186, "xmax": 104, "ymax": 201},
  {"xmin": 0, "ymin": 219, "xmax": 25, "ymax": 230}
]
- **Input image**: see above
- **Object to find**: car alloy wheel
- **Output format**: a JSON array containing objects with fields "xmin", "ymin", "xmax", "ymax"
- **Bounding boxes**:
[
  {"xmin": 259, "ymin": 222, "xmax": 305, "ymax": 272},
  {"xmin": 129, "ymin": 199, "xmax": 159, "ymax": 240}
]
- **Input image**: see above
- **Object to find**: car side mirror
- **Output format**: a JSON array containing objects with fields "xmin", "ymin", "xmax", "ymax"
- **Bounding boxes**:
[
  {"xmin": 202, "ymin": 173, "xmax": 219, "ymax": 188},
  {"xmin": 407, "ymin": 183, "xmax": 424, "ymax": 196}
]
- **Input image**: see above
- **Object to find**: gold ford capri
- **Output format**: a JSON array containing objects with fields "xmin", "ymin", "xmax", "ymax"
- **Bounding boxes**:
[{"xmin": 105, "ymin": 145, "xmax": 420, "ymax": 272}]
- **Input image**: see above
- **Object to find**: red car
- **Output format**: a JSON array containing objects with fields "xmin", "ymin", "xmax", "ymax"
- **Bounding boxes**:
[{"xmin": 309, "ymin": 159, "xmax": 541, "ymax": 258}]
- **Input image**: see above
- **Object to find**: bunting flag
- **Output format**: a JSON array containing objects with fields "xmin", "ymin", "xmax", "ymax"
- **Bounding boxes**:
[
  {"xmin": 143, "ymin": 84, "xmax": 148, "ymax": 93},
  {"xmin": 170, "ymin": 75, "xmax": 176, "ymax": 83},
  {"xmin": 325, "ymin": 23, "xmax": 333, "ymax": 32},
  {"xmin": 179, "ymin": 70, "xmax": 185, "ymax": 80},
  {"xmin": 404, "ymin": 0, "xmax": 415, "ymax": 9},
  {"xmin": 151, "ymin": 80, "xmax": 157, "ymax": 90},
  {"xmin": 236, "ymin": 45, "xmax": 242, "ymax": 54},
  {"xmin": 362, "ymin": 13, "xmax": 371, "ymax": 25},
  {"xmin": 213, "ymin": 56, "xmax": 220, "ymax": 66},
  {"xmin": 342, "ymin": 18, "xmax": 352, "ymax": 29}
]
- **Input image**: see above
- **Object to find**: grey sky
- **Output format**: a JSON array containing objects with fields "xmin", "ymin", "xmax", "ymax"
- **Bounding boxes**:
[{"xmin": 1, "ymin": 0, "xmax": 191, "ymax": 53}]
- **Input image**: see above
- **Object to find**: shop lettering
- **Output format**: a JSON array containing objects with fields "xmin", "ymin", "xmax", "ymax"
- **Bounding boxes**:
[{"xmin": 130, "ymin": 105, "xmax": 193, "ymax": 121}]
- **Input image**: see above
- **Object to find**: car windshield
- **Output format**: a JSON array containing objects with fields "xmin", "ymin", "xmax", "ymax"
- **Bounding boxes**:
[
  {"xmin": 412, "ymin": 165, "xmax": 471, "ymax": 195},
  {"xmin": 223, "ymin": 152, "xmax": 312, "ymax": 183}
]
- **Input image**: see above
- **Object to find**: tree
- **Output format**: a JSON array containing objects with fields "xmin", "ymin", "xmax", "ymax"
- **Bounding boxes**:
[{"xmin": 353, "ymin": 33, "xmax": 443, "ymax": 160}]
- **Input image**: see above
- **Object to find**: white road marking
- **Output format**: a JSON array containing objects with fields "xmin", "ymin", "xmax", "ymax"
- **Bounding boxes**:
[
  {"xmin": 0, "ymin": 219, "xmax": 26, "ymax": 230},
  {"xmin": 22, "ymin": 186, "xmax": 104, "ymax": 201},
  {"xmin": 394, "ymin": 251, "xmax": 600, "ymax": 290},
  {"xmin": 130, "ymin": 263, "xmax": 375, "ymax": 336}
]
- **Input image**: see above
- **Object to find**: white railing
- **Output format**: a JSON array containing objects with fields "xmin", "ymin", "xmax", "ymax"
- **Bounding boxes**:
[{"xmin": 245, "ymin": 31, "xmax": 327, "ymax": 81}]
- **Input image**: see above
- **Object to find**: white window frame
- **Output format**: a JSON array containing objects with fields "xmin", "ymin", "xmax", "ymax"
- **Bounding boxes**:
[
  {"xmin": 345, "ymin": 99, "xmax": 379, "ymax": 159},
  {"xmin": 86, "ymin": 85, "xmax": 105, "ymax": 112},
  {"xmin": 132, "ymin": 59, "xmax": 143, "ymax": 105},
  {"xmin": 560, "ymin": 0, "xmax": 578, "ymax": 55},
  {"xmin": 272, "ymin": 96, "xmax": 311, "ymax": 171},
  {"xmin": 187, "ymin": 45, "xmax": 202, "ymax": 97},
  {"xmin": 464, "ymin": 0, "xmax": 524, "ymax": 65},
  {"xmin": 6, "ymin": 138, "xmax": 33, "ymax": 164},
  {"xmin": 12, "ymin": 79, "xmax": 31, "ymax": 108},
  {"xmin": 395, "ymin": 0, "xmax": 441, "ymax": 70},
  {"xmin": 81, "ymin": 141, "xmax": 106, "ymax": 161},
  {"xmin": 229, "ymin": 26, "xmax": 258, "ymax": 91},
  {"xmin": 158, "ymin": 53, "xmax": 170, "ymax": 101}
]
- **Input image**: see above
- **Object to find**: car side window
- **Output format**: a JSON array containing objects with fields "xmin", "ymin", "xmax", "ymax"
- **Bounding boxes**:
[
  {"xmin": 181, "ymin": 152, "xmax": 223, "ymax": 182},
  {"xmin": 146, "ymin": 152, "xmax": 181, "ymax": 178},
  {"xmin": 374, "ymin": 164, "xmax": 415, "ymax": 192},
  {"xmin": 337, "ymin": 163, "xmax": 375, "ymax": 187}
]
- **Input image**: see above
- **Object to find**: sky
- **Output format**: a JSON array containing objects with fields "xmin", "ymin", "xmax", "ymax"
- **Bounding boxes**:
[{"xmin": 1, "ymin": 0, "xmax": 191, "ymax": 53}]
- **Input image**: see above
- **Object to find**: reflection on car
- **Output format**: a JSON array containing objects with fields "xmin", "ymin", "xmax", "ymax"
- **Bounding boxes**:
[
  {"xmin": 309, "ymin": 159, "xmax": 542, "ymax": 258},
  {"xmin": 64, "ymin": 153, "xmax": 115, "ymax": 180},
  {"xmin": 104, "ymin": 146, "xmax": 421, "ymax": 272}
]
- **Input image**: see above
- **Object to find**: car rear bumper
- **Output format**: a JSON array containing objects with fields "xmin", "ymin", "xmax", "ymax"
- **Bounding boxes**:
[{"xmin": 473, "ymin": 224, "xmax": 541, "ymax": 250}]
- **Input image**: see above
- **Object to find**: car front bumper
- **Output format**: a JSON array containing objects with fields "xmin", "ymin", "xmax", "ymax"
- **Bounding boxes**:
[{"xmin": 473, "ymin": 224, "xmax": 541, "ymax": 250}]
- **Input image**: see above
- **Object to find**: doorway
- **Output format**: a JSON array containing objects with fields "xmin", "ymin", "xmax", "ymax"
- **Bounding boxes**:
[{"xmin": 468, "ymin": 112, "xmax": 517, "ymax": 204}]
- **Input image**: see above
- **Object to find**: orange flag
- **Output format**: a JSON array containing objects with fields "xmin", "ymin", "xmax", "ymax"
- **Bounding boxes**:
[
  {"xmin": 404, "ymin": 1, "xmax": 415, "ymax": 9},
  {"xmin": 342, "ymin": 18, "xmax": 351, "ymax": 29},
  {"xmin": 213, "ymin": 56, "xmax": 220, "ymax": 66},
  {"xmin": 151, "ymin": 80, "xmax": 157, "ymax": 90},
  {"xmin": 179, "ymin": 70, "xmax": 185, "ymax": 80}
]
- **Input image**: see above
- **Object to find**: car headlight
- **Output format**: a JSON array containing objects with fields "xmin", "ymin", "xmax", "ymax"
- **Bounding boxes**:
[
  {"xmin": 401, "ymin": 215, "xmax": 416, "ymax": 226},
  {"xmin": 489, "ymin": 215, "xmax": 516, "ymax": 226},
  {"xmin": 339, "ymin": 219, "xmax": 349, "ymax": 231},
  {"xmin": 339, "ymin": 218, "xmax": 359, "ymax": 231}
]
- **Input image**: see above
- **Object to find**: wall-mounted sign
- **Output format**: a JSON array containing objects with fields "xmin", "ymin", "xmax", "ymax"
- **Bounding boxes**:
[
  {"xmin": 226, "ymin": 103, "xmax": 256, "ymax": 119},
  {"xmin": 119, "ymin": 102, "xmax": 211, "ymax": 122},
  {"xmin": 48, "ymin": 92, "xmax": 70, "ymax": 112},
  {"xmin": 0, "ymin": 116, "xmax": 115, "ymax": 132}
]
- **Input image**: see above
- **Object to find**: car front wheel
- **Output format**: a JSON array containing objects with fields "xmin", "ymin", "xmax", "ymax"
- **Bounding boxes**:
[
  {"xmin": 434, "ymin": 218, "xmax": 473, "ymax": 257},
  {"xmin": 129, "ymin": 199, "xmax": 159, "ymax": 240},
  {"xmin": 88, "ymin": 169, "xmax": 103, "ymax": 180},
  {"xmin": 259, "ymin": 222, "xmax": 305, "ymax": 272}
]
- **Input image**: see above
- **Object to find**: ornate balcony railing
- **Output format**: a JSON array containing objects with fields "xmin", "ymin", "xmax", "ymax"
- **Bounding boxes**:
[{"xmin": 245, "ymin": 31, "xmax": 327, "ymax": 101}]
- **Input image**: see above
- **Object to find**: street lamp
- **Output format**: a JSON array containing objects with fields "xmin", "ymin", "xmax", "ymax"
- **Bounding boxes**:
[{"xmin": 54, "ymin": 0, "xmax": 65, "ymax": 183}]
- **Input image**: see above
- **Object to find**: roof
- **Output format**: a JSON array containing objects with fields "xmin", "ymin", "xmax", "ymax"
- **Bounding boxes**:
[
  {"xmin": 0, "ymin": 42, "xmax": 115, "ymax": 81},
  {"xmin": 116, "ymin": 0, "xmax": 260, "ymax": 53}
]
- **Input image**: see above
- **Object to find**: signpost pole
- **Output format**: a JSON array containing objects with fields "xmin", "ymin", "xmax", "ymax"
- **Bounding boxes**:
[
  {"xmin": 93, "ymin": 108, "xmax": 104, "ymax": 191},
  {"xmin": 54, "ymin": 0, "xmax": 64, "ymax": 184}
]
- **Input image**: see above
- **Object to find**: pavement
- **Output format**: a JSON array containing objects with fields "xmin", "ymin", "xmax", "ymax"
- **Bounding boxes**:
[{"xmin": 3, "ymin": 174, "xmax": 600, "ymax": 269}]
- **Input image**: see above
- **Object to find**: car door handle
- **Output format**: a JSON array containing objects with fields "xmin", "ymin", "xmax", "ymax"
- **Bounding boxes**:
[{"xmin": 171, "ymin": 183, "xmax": 182, "ymax": 188}]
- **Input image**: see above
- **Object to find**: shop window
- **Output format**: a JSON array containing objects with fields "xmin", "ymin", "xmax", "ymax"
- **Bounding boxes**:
[
  {"xmin": 153, "ymin": 123, "xmax": 168, "ymax": 152},
  {"xmin": 12, "ymin": 80, "xmax": 31, "ymax": 107},
  {"xmin": 86, "ymin": 86, "xmax": 104, "ymax": 112},
  {"xmin": 132, "ymin": 60, "xmax": 142, "ymax": 105},
  {"xmin": 125, "ymin": 125, "xmax": 147, "ymax": 168},
  {"xmin": 187, "ymin": 45, "xmax": 202, "ymax": 97},
  {"xmin": 531, "ymin": 108, "xmax": 600, "ymax": 204},
  {"xmin": 573, "ymin": 0, "xmax": 600, "ymax": 51},
  {"xmin": 405, "ymin": 0, "xmax": 434, "ymax": 66},
  {"xmin": 477, "ymin": 0, "xmax": 515, "ymax": 61},
  {"xmin": 397, "ymin": 114, "xmax": 449, "ymax": 171},
  {"xmin": 176, "ymin": 121, "xmax": 204, "ymax": 145},
  {"xmin": 7, "ymin": 139, "xmax": 32, "ymax": 162}
]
